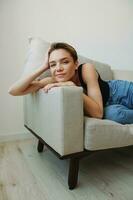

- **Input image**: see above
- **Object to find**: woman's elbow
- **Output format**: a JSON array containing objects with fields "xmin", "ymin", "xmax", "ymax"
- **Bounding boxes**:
[
  {"xmin": 96, "ymin": 113, "xmax": 103, "ymax": 119},
  {"xmin": 8, "ymin": 88, "xmax": 19, "ymax": 96},
  {"xmin": 95, "ymin": 109, "xmax": 103, "ymax": 119},
  {"xmin": 88, "ymin": 108, "xmax": 103, "ymax": 119},
  {"xmin": 8, "ymin": 90, "xmax": 16, "ymax": 96},
  {"xmin": 84, "ymin": 109, "xmax": 103, "ymax": 119}
]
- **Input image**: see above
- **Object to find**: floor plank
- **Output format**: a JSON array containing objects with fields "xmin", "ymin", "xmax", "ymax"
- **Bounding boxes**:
[{"xmin": 0, "ymin": 139, "xmax": 133, "ymax": 200}]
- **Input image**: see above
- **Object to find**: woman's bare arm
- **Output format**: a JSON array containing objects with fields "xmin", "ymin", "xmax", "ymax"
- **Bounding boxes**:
[
  {"xmin": 8, "ymin": 65, "xmax": 54, "ymax": 96},
  {"xmin": 81, "ymin": 63, "xmax": 103, "ymax": 118},
  {"xmin": 9, "ymin": 77, "xmax": 54, "ymax": 96},
  {"xmin": 8, "ymin": 46, "xmax": 53, "ymax": 96}
]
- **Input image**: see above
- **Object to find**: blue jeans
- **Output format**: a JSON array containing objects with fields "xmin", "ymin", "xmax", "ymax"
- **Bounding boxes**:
[{"xmin": 103, "ymin": 80, "xmax": 133, "ymax": 124}]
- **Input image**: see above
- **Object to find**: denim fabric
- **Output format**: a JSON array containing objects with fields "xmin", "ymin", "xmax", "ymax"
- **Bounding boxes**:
[{"xmin": 103, "ymin": 80, "xmax": 133, "ymax": 124}]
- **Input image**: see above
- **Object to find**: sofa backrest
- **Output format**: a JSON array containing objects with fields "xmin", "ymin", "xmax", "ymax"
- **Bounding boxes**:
[{"xmin": 78, "ymin": 55, "xmax": 113, "ymax": 80}]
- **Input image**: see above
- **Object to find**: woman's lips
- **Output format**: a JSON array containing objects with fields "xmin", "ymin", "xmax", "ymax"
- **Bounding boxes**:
[{"xmin": 56, "ymin": 73, "xmax": 65, "ymax": 77}]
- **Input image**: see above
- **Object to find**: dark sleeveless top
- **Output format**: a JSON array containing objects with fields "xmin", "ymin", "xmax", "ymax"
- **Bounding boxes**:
[{"xmin": 78, "ymin": 64, "xmax": 110, "ymax": 107}]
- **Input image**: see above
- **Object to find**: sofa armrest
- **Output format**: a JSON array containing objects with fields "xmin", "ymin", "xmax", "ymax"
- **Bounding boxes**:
[
  {"xmin": 23, "ymin": 86, "xmax": 84, "ymax": 156},
  {"xmin": 112, "ymin": 69, "xmax": 133, "ymax": 81}
]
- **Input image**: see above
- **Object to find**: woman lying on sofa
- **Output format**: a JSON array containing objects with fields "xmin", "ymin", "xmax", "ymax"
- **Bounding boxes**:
[{"xmin": 8, "ymin": 42, "xmax": 133, "ymax": 124}]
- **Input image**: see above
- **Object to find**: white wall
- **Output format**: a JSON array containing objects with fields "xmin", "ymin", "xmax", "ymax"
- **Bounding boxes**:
[{"xmin": 0, "ymin": 0, "xmax": 133, "ymax": 136}]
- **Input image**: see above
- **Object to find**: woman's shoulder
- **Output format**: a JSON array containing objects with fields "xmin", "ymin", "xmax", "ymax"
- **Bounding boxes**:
[
  {"xmin": 78, "ymin": 62, "xmax": 95, "ymax": 69},
  {"xmin": 78, "ymin": 63, "xmax": 99, "ymax": 83}
]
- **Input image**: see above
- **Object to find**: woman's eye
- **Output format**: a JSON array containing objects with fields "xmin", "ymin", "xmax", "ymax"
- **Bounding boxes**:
[
  {"xmin": 63, "ymin": 61, "xmax": 69, "ymax": 64},
  {"xmin": 50, "ymin": 64, "xmax": 56, "ymax": 67}
]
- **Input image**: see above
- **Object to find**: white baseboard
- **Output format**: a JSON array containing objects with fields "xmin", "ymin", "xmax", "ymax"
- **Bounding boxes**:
[{"xmin": 0, "ymin": 131, "xmax": 34, "ymax": 143}]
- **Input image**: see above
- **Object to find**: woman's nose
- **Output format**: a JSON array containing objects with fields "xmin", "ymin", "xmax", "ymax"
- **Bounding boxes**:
[{"xmin": 56, "ymin": 64, "xmax": 63, "ymax": 71}]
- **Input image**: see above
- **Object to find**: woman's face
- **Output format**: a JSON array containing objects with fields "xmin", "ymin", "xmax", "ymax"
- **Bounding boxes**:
[{"xmin": 49, "ymin": 49, "xmax": 78, "ymax": 82}]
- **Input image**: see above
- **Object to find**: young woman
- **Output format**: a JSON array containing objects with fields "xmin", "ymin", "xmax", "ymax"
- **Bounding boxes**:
[{"xmin": 8, "ymin": 43, "xmax": 133, "ymax": 124}]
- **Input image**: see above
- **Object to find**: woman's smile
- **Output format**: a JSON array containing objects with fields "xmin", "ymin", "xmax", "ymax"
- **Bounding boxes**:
[{"xmin": 56, "ymin": 73, "xmax": 66, "ymax": 77}]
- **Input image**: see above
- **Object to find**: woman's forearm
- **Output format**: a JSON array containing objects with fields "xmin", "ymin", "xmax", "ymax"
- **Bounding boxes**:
[
  {"xmin": 8, "ymin": 66, "xmax": 47, "ymax": 95},
  {"xmin": 83, "ymin": 94, "xmax": 103, "ymax": 118}
]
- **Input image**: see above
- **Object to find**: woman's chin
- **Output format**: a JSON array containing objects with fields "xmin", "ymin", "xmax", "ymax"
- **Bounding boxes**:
[{"xmin": 56, "ymin": 77, "xmax": 67, "ymax": 82}]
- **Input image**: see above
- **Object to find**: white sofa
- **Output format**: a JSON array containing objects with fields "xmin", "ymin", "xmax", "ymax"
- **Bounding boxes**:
[{"xmin": 23, "ymin": 38, "xmax": 133, "ymax": 189}]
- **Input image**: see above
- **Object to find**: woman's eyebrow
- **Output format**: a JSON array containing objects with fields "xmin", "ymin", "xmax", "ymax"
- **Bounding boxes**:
[{"xmin": 49, "ymin": 57, "xmax": 69, "ymax": 64}]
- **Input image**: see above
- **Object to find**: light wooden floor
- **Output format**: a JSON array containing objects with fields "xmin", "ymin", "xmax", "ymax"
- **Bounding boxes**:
[{"xmin": 1, "ymin": 139, "xmax": 133, "ymax": 200}]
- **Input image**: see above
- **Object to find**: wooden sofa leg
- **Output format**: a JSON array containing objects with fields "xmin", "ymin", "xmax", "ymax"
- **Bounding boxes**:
[
  {"xmin": 68, "ymin": 157, "xmax": 79, "ymax": 190},
  {"xmin": 37, "ymin": 140, "xmax": 44, "ymax": 152}
]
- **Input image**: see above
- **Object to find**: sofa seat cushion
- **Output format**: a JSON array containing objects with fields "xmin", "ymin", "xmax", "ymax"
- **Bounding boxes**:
[{"xmin": 84, "ymin": 117, "xmax": 133, "ymax": 150}]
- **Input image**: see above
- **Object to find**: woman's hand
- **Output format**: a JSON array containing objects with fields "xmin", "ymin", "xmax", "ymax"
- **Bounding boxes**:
[
  {"xmin": 42, "ymin": 81, "xmax": 76, "ymax": 93},
  {"xmin": 41, "ymin": 47, "xmax": 51, "ymax": 71}
]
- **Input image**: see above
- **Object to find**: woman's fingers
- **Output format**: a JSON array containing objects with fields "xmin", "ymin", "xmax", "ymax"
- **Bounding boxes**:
[
  {"xmin": 42, "ymin": 83, "xmax": 59, "ymax": 92},
  {"xmin": 42, "ymin": 82, "xmax": 75, "ymax": 93}
]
